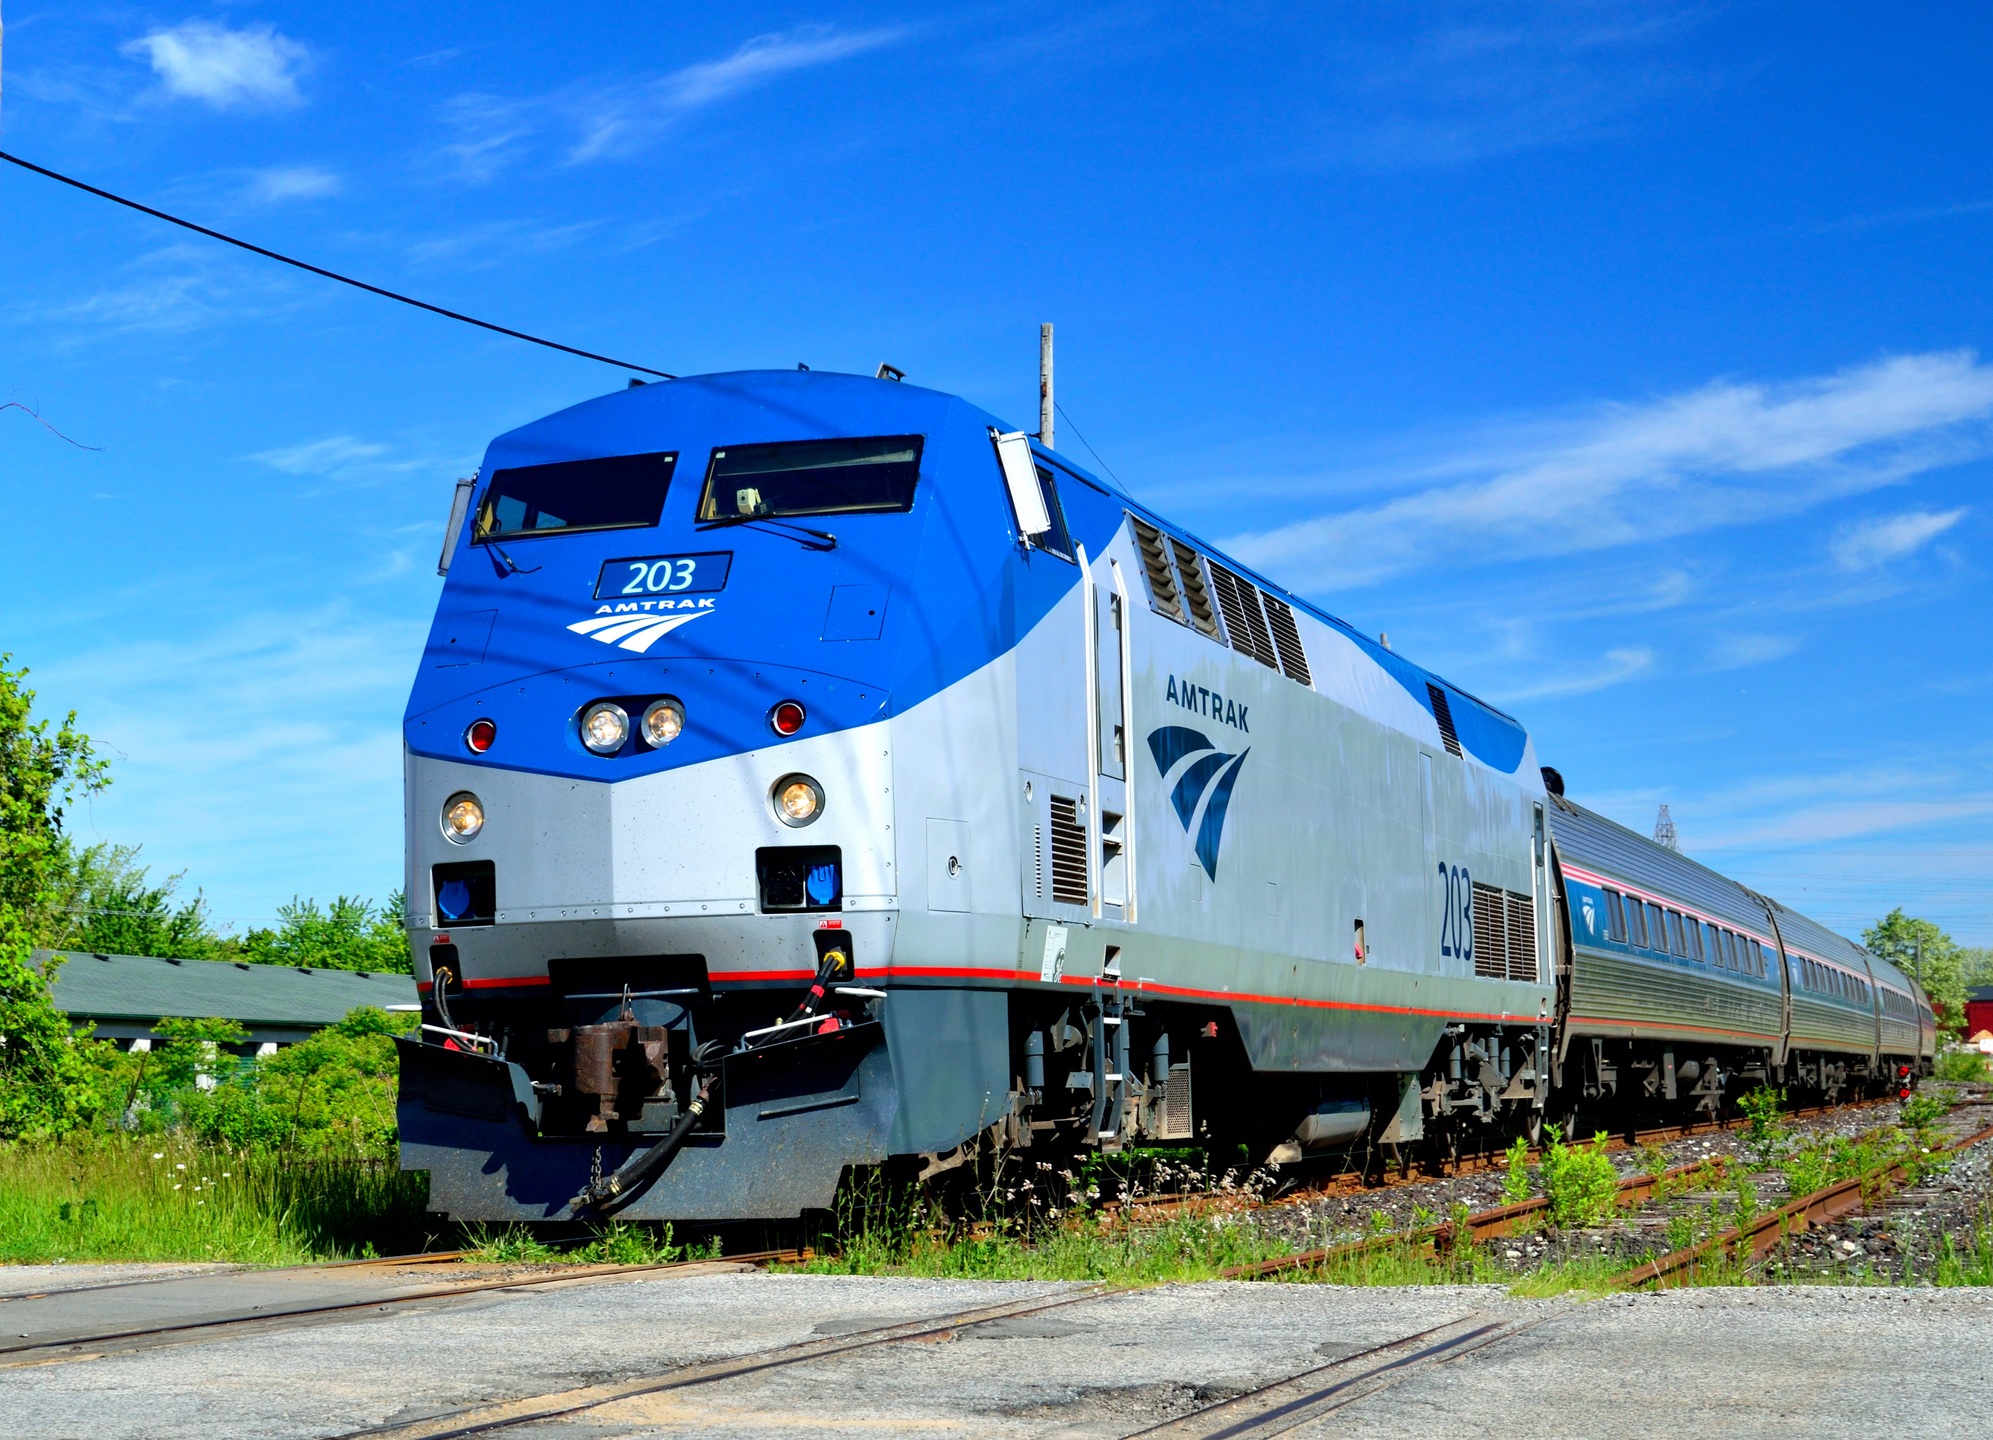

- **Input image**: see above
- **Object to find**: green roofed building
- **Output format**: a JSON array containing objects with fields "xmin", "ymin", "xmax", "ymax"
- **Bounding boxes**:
[{"xmin": 33, "ymin": 950, "xmax": 419, "ymax": 1054}]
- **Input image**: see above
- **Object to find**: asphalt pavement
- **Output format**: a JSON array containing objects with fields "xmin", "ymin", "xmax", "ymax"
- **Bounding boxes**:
[{"xmin": 2, "ymin": 1266, "xmax": 1987, "ymax": 1438}]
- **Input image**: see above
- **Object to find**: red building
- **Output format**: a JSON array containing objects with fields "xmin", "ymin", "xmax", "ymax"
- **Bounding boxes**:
[{"xmin": 1966, "ymin": 985, "xmax": 1993, "ymax": 1041}]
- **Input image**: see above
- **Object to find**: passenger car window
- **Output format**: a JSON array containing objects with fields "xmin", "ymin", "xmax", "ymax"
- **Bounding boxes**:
[
  {"xmin": 1651, "ymin": 904, "xmax": 1672, "ymax": 954},
  {"xmin": 699, "ymin": 435, "xmax": 922, "ymax": 520},
  {"xmin": 477, "ymin": 451, "xmax": 676, "ymax": 540},
  {"xmin": 1604, "ymin": 890, "xmax": 1626, "ymax": 941},
  {"xmin": 1627, "ymin": 899, "xmax": 1648, "ymax": 948}
]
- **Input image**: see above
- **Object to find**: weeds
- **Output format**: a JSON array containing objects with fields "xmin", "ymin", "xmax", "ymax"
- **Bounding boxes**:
[
  {"xmin": 1931, "ymin": 1207, "xmax": 1993, "ymax": 1286},
  {"xmin": 1501, "ymin": 1137, "xmax": 1530, "ymax": 1205},
  {"xmin": 0, "ymin": 1136, "xmax": 431, "ymax": 1263},
  {"xmin": 460, "ymin": 1220, "xmax": 713, "ymax": 1266},
  {"xmin": 1737, "ymin": 1085, "xmax": 1790, "ymax": 1170},
  {"xmin": 1936, "ymin": 1051, "xmax": 1990, "ymax": 1083},
  {"xmin": 1539, "ymin": 1127, "xmax": 1620, "ymax": 1228}
]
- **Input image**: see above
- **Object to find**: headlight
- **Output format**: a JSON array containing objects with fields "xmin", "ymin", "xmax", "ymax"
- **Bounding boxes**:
[
  {"xmin": 580, "ymin": 702, "xmax": 629, "ymax": 755},
  {"xmin": 773, "ymin": 773, "xmax": 823, "ymax": 826},
  {"xmin": 442, "ymin": 791, "xmax": 484, "ymax": 843},
  {"xmin": 641, "ymin": 697, "xmax": 684, "ymax": 747}
]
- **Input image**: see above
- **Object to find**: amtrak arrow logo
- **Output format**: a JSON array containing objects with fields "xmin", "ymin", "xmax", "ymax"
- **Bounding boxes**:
[
  {"xmin": 1147, "ymin": 726, "xmax": 1250, "ymax": 881},
  {"xmin": 567, "ymin": 608, "xmax": 713, "ymax": 654}
]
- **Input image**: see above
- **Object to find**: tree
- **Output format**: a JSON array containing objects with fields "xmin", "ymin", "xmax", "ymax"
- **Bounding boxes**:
[
  {"xmin": 1866, "ymin": 908, "xmax": 1966, "ymax": 1037},
  {"xmin": 43, "ymin": 842, "xmax": 226, "ymax": 959},
  {"xmin": 0, "ymin": 658, "xmax": 110, "ymax": 1137},
  {"xmin": 237, "ymin": 894, "xmax": 410, "ymax": 974}
]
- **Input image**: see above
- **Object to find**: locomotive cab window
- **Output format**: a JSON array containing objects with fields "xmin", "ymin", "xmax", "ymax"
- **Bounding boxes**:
[
  {"xmin": 1028, "ymin": 463, "xmax": 1075, "ymax": 559},
  {"xmin": 476, "ymin": 451, "xmax": 676, "ymax": 540},
  {"xmin": 699, "ymin": 435, "xmax": 922, "ymax": 520}
]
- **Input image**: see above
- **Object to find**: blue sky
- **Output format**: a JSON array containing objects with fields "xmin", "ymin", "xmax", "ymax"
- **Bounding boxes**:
[{"xmin": 3, "ymin": 3, "xmax": 1989, "ymax": 944}]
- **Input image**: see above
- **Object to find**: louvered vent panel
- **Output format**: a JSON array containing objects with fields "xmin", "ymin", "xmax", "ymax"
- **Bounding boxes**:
[
  {"xmin": 1209, "ymin": 563, "xmax": 1280, "ymax": 670},
  {"xmin": 1129, "ymin": 516, "xmax": 1183, "ymax": 622},
  {"xmin": 1505, "ymin": 892, "xmax": 1538, "ymax": 983},
  {"xmin": 1033, "ymin": 824, "xmax": 1044, "ymax": 899},
  {"xmin": 1427, "ymin": 682, "xmax": 1463, "ymax": 758},
  {"xmin": 1048, "ymin": 795, "xmax": 1089, "ymax": 906},
  {"xmin": 1260, "ymin": 594, "xmax": 1312, "ymax": 686},
  {"xmin": 1471, "ymin": 882, "xmax": 1508, "ymax": 979},
  {"xmin": 1171, "ymin": 540, "xmax": 1222, "ymax": 638},
  {"xmin": 1158, "ymin": 1062, "xmax": 1194, "ymax": 1139}
]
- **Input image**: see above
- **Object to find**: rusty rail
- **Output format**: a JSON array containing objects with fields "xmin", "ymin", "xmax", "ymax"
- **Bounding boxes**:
[
  {"xmin": 1607, "ymin": 1120, "xmax": 1993, "ymax": 1290},
  {"xmin": 1116, "ymin": 1094, "xmax": 1895, "ymax": 1225},
  {"xmin": 1219, "ymin": 1155, "xmax": 1727, "ymax": 1280}
]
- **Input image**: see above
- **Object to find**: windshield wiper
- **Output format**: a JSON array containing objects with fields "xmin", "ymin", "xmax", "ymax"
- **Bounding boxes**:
[
  {"xmin": 695, "ymin": 514, "xmax": 837, "ymax": 551},
  {"xmin": 477, "ymin": 534, "xmax": 542, "ymax": 574}
]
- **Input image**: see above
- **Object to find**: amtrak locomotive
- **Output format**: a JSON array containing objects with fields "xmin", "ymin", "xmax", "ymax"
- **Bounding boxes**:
[{"xmin": 398, "ymin": 368, "xmax": 1935, "ymax": 1221}]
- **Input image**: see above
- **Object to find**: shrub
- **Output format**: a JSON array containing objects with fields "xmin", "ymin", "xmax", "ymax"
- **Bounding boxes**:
[
  {"xmin": 1539, "ymin": 1127, "xmax": 1620, "ymax": 1228},
  {"xmin": 1501, "ymin": 1137, "xmax": 1531, "ymax": 1204},
  {"xmin": 1736, "ymin": 1085, "xmax": 1790, "ymax": 1170},
  {"xmin": 1937, "ymin": 1051, "xmax": 1990, "ymax": 1083}
]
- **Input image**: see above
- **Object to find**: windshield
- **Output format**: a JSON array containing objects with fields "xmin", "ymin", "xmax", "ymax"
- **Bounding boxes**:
[
  {"xmin": 475, "ymin": 452, "xmax": 676, "ymax": 541},
  {"xmin": 698, "ymin": 436, "xmax": 922, "ymax": 520}
]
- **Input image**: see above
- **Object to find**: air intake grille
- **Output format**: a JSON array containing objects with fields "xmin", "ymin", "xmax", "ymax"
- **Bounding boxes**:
[
  {"xmin": 1427, "ymin": 682, "xmax": 1463, "ymax": 758},
  {"xmin": 1260, "ymin": 594, "xmax": 1312, "ymax": 687},
  {"xmin": 1505, "ymin": 890, "xmax": 1538, "ymax": 983},
  {"xmin": 1209, "ymin": 563, "xmax": 1279, "ymax": 670},
  {"xmin": 1171, "ymin": 540, "xmax": 1222, "ymax": 638},
  {"xmin": 1048, "ymin": 795, "xmax": 1089, "ymax": 906},
  {"xmin": 1472, "ymin": 883, "xmax": 1507, "ymax": 979},
  {"xmin": 1130, "ymin": 517, "xmax": 1183, "ymax": 621},
  {"xmin": 1471, "ymin": 883, "xmax": 1539, "ymax": 983},
  {"xmin": 1032, "ymin": 824, "xmax": 1044, "ymax": 900}
]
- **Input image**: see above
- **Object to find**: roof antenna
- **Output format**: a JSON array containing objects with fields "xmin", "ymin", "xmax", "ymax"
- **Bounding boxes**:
[
  {"xmin": 875, "ymin": 363, "xmax": 904, "ymax": 381},
  {"xmin": 1038, "ymin": 323, "xmax": 1054, "ymax": 449}
]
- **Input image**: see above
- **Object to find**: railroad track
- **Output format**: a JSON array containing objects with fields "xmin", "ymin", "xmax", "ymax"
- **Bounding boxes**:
[
  {"xmin": 0, "ymin": 1250, "xmax": 800, "ymax": 1369},
  {"xmin": 1114, "ymin": 1092, "xmax": 1897, "ymax": 1225},
  {"xmin": 329, "ymin": 1282, "xmax": 1545, "ymax": 1440},
  {"xmin": 1608, "ymin": 1108, "xmax": 1993, "ymax": 1289}
]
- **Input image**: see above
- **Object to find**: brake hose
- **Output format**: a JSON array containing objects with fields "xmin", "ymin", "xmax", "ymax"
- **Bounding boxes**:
[{"xmin": 569, "ymin": 1040, "xmax": 727, "ymax": 1217}]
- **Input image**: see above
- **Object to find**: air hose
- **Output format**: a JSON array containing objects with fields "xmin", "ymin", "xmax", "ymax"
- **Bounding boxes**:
[{"xmin": 569, "ymin": 1040, "xmax": 727, "ymax": 1218}]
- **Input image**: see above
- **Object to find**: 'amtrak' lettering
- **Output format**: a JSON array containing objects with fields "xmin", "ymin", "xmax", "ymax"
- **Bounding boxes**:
[
  {"xmin": 1163, "ymin": 675, "xmax": 1249, "ymax": 732},
  {"xmin": 594, "ymin": 597, "xmax": 717, "ymax": 615}
]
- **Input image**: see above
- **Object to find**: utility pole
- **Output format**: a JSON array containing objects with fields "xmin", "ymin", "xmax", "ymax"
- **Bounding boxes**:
[
  {"xmin": 1039, "ymin": 323, "xmax": 1054, "ymax": 451},
  {"xmin": 1653, "ymin": 804, "xmax": 1679, "ymax": 852}
]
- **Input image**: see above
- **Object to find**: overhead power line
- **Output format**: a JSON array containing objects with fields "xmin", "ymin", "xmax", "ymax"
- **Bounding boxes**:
[{"xmin": 0, "ymin": 149, "xmax": 676, "ymax": 379}]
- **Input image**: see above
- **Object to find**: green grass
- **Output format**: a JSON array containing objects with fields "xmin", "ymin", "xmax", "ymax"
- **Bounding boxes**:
[
  {"xmin": 0, "ymin": 1136, "xmax": 434, "ymax": 1265},
  {"xmin": 460, "ymin": 1220, "xmax": 716, "ymax": 1266},
  {"xmin": 789, "ymin": 1210, "xmax": 1297, "ymax": 1284}
]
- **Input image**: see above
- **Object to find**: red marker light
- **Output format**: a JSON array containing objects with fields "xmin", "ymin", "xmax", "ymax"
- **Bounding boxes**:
[
  {"xmin": 465, "ymin": 718, "xmax": 497, "ymax": 754},
  {"xmin": 770, "ymin": 701, "xmax": 806, "ymax": 736}
]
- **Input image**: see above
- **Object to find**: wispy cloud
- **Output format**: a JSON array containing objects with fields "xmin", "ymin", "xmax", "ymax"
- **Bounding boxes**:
[
  {"xmin": 1226, "ymin": 351, "xmax": 1993, "ymax": 590},
  {"xmin": 29, "ymin": 244, "xmax": 299, "ymax": 335},
  {"xmin": 1305, "ymin": 5, "xmax": 1711, "ymax": 170},
  {"xmin": 1830, "ymin": 508, "xmax": 1967, "ymax": 569},
  {"xmin": 431, "ymin": 25, "xmax": 908, "ymax": 180},
  {"xmin": 244, "ymin": 165, "xmax": 342, "ymax": 203},
  {"xmin": 570, "ymin": 25, "xmax": 907, "ymax": 161},
  {"xmin": 249, "ymin": 436, "xmax": 389, "ymax": 475},
  {"xmin": 123, "ymin": 20, "xmax": 309, "ymax": 110},
  {"xmin": 1498, "ymin": 646, "xmax": 1653, "ymax": 701}
]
